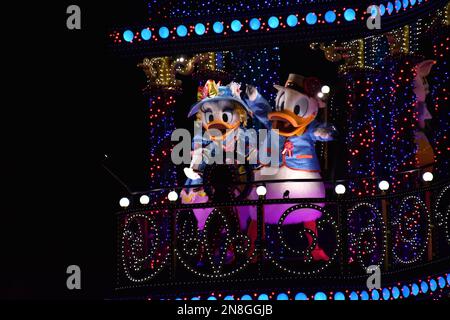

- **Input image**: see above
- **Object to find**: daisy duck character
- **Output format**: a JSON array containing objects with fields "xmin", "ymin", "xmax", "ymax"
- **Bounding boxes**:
[
  {"xmin": 246, "ymin": 74, "xmax": 336, "ymax": 261},
  {"xmin": 181, "ymin": 80, "xmax": 254, "ymax": 233}
]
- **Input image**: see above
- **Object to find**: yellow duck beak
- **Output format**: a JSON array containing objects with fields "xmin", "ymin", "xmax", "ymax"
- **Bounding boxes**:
[
  {"xmin": 205, "ymin": 120, "xmax": 240, "ymax": 141},
  {"xmin": 268, "ymin": 110, "xmax": 315, "ymax": 137}
]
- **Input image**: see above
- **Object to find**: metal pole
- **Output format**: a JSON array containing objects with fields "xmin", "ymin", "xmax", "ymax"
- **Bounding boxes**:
[
  {"xmin": 257, "ymin": 195, "xmax": 265, "ymax": 274},
  {"xmin": 337, "ymin": 195, "xmax": 347, "ymax": 275},
  {"xmin": 381, "ymin": 191, "xmax": 390, "ymax": 271},
  {"xmin": 425, "ymin": 181, "xmax": 433, "ymax": 261},
  {"xmin": 170, "ymin": 204, "xmax": 177, "ymax": 280}
]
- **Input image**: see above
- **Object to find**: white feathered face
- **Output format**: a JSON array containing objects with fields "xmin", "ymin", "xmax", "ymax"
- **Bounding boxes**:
[
  {"xmin": 198, "ymin": 100, "xmax": 246, "ymax": 140},
  {"xmin": 269, "ymin": 87, "xmax": 320, "ymax": 137},
  {"xmin": 274, "ymin": 87, "xmax": 320, "ymax": 118}
]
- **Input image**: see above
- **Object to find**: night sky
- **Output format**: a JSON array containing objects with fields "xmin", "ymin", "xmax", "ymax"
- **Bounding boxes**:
[{"xmin": 3, "ymin": 1, "xmax": 150, "ymax": 299}]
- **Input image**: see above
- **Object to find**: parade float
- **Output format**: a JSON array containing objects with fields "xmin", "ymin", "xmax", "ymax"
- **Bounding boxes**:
[{"xmin": 109, "ymin": 0, "xmax": 450, "ymax": 300}]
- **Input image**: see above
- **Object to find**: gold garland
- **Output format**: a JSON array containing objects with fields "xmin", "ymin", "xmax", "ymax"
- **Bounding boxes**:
[{"xmin": 138, "ymin": 53, "xmax": 219, "ymax": 90}]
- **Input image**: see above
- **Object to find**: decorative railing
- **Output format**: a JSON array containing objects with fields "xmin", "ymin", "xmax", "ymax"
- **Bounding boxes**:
[{"xmin": 115, "ymin": 175, "xmax": 450, "ymax": 299}]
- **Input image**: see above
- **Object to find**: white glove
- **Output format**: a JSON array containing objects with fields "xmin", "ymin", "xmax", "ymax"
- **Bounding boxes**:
[
  {"xmin": 246, "ymin": 84, "xmax": 259, "ymax": 102},
  {"xmin": 184, "ymin": 167, "xmax": 201, "ymax": 180},
  {"xmin": 313, "ymin": 128, "xmax": 332, "ymax": 139}
]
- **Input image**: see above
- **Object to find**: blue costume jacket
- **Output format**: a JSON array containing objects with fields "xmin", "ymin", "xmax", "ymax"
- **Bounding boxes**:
[
  {"xmin": 275, "ymin": 120, "xmax": 335, "ymax": 171},
  {"xmin": 246, "ymin": 95, "xmax": 336, "ymax": 171}
]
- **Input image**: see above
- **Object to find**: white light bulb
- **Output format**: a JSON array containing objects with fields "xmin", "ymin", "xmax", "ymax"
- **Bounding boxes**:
[
  {"xmin": 317, "ymin": 92, "xmax": 324, "ymax": 98},
  {"xmin": 335, "ymin": 184, "xmax": 346, "ymax": 195},
  {"xmin": 140, "ymin": 195, "xmax": 150, "ymax": 205},
  {"xmin": 168, "ymin": 191, "xmax": 178, "ymax": 202},
  {"xmin": 256, "ymin": 185, "xmax": 267, "ymax": 196},
  {"xmin": 321, "ymin": 85, "xmax": 330, "ymax": 94},
  {"xmin": 422, "ymin": 172, "xmax": 433, "ymax": 182},
  {"xmin": 378, "ymin": 180, "xmax": 390, "ymax": 191},
  {"xmin": 119, "ymin": 197, "xmax": 130, "ymax": 208}
]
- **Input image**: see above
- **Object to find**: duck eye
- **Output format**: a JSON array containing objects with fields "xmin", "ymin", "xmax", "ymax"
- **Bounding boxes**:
[
  {"xmin": 280, "ymin": 100, "xmax": 285, "ymax": 111},
  {"xmin": 205, "ymin": 111, "xmax": 214, "ymax": 123},
  {"xmin": 293, "ymin": 97, "xmax": 309, "ymax": 117},
  {"xmin": 222, "ymin": 111, "xmax": 233, "ymax": 123}
]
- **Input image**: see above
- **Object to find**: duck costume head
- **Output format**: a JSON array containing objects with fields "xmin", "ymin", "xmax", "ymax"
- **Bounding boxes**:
[
  {"xmin": 270, "ymin": 74, "xmax": 326, "ymax": 137},
  {"xmin": 188, "ymin": 80, "xmax": 252, "ymax": 141}
]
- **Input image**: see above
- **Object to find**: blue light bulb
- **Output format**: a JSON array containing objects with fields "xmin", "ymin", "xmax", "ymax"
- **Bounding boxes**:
[
  {"xmin": 344, "ymin": 9, "xmax": 356, "ymax": 21},
  {"xmin": 213, "ymin": 21, "xmax": 224, "ymax": 33},
  {"xmin": 268, "ymin": 16, "xmax": 279, "ymax": 29},
  {"xmin": 141, "ymin": 28, "xmax": 152, "ymax": 40},
  {"xmin": 313, "ymin": 292, "xmax": 327, "ymax": 300},
  {"xmin": 231, "ymin": 20, "xmax": 242, "ymax": 32},
  {"xmin": 286, "ymin": 14, "xmax": 298, "ymax": 27},
  {"xmin": 324, "ymin": 11, "xmax": 336, "ymax": 23},
  {"xmin": 123, "ymin": 30, "xmax": 134, "ymax": 42},
  {"xmin": 159, "ymin": 27, "xmax": 169, "ymax": 38},
  {"xmin": 176, "ymin": 25, "xmax": 188, "ymax": 37},
  {"xmin": 306, "ymin": 12, "xmax": 317, "ymax": 25},
  {"xmin": 249, "ymin": 18, "xmax": 261, "ymax": 30},
  {"xmin": 194, "ymin": 23, "xmax": 205, "ymax": 35}
]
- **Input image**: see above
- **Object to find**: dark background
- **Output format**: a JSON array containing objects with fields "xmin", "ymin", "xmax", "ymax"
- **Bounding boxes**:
[
  {"xmin": 1, "ymin": 1, "xmax": 344, "ymax": 299},
  {"xmin": 3, "ymin": 1, "xmax": 151, "ymax": 299}
]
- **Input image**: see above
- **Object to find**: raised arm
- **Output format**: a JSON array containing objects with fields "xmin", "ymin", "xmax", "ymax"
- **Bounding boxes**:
[
  {"xmin": 245, "ymin": 85, "xmax": 272, "ymax": 130},
  {"xmin": 310, "ymin": 121, "xmax": 338, "ymax": 142}
]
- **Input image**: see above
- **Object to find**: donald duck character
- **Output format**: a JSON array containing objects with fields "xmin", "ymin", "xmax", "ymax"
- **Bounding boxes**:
[
  {"xmin": 246, "ymin": 74, "xmax": 336, "ymax": 261},
  {"xmin": 181, "ymin": 80, "xmax": 254, "ymax": 233}
]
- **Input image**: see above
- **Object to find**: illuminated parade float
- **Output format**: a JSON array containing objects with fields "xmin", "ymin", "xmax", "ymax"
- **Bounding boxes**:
[{"xmin": 110, "ymin": 0, "xmax": 450, "ymax": 300}]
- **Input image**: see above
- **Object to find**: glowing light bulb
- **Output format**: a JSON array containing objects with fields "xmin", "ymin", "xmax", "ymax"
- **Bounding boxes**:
[
  {"xmin": 119, "ymin": 197, "xmax": 130, "ymax": 208},
  {"xmin": 168, "ymin": 191, "xmax": 178, "ymax": 202},
  {"xmin": 321, "ymin": 85, "xmax": 330, "ymax": 94},
  {"xmin": 140, "ymin": 195, "xmax": 150, "ymax": 205},
  {"xmin": 256, "ymin": 185, "xmax": 267, "ymax": 196},
  {"xmin": 335, "ymin": 184, "xmax": 346, "ymax": 195},
  {"xmin": 422, "ymin": 172, "xmax": 433, "ymax": 182},
  {"xmin": 378, "ymin": 180, "xmax": 390, "ymax": 191}
]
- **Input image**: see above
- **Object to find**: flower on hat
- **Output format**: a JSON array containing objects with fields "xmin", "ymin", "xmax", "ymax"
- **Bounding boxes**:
[
  {"xmin": 197, "ymin": 80, "xmax": 221, "ymax": 101},
  {"xmin": 188, "ymin": 80, "xmax": 252, "ymax": 118}
]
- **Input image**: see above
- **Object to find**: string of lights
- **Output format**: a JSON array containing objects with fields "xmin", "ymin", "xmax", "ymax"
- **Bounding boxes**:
[
  {"xmin": 430, "ymin": 29, "xmax": 450, "ymax": 177},
  {"xmin": 347, "ymin": 202, "xmax": 387, "ymax": 269},
  {"xmin": 165, "ymin": 272, "xmax": 450, "ymax": 300},
  {"xmin": 391, "ymin": 195, "xmax": 430, "ymax": 265},
  {"xmin": 111, "ymin": 0, "xmax": 435, "ymax": 45}
]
